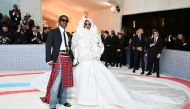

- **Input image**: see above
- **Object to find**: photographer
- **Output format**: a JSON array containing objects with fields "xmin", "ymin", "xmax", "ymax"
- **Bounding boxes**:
[
  {"xmin": 9, "ymin": 4, "xmax": 21, "ymax": 31},
  {"xmin": 0, "ymin": 24, "xmax": 13, "ymax": 44},
  {"xmin": 29, "ymin": 26, "xmax": 42, "ymax": 44},
  {"xmin": 23, "ymin": 13, "xmax": 35, "ymax": 29},
  {"xmin": 14, "ymin": 23, "xmax": 30, "ymax": 44}
]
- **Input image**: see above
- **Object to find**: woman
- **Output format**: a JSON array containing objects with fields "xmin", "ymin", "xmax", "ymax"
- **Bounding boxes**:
[
  {"xmin": 72, "ymin": 17, "xmax": 132, "ymax": 107},
  {"xmin": 71, "ymin": 17, "xmax": 186, "ymax": 109}
]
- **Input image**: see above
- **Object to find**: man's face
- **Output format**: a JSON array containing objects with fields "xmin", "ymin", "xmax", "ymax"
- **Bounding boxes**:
[
  {"xmin": 104, "ymin": 33, "xmax": 108, "ymax": 37},
  {"xmin": 32, "ymin": 27, "xmax": 37, "ymax": 32},
  {"xmin": 2, "ymin": 27, "xmax": 8, "ymax": 32},
  {"xmin": 153, "ymin": 32, "xmax": 159, "ymax": 37},
  {"xmin": 59, "ymin": 16, "xmax": 69, "ymax": 29},
  {"xmin": 178, "ymin": 34, "xmax": 183, "ymax": 40}
]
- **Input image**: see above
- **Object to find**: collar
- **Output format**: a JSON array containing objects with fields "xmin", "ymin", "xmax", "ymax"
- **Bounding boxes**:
[{"xmin": 59, "ymin": 26, "xmax": 66, "ymax": 33}]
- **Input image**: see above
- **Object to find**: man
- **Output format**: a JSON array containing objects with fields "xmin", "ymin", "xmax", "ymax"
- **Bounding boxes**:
[
  {"xmin": 41, "ymin": 15, "xmax": 73, "ymax": 109},
  {"xmin": 103, "ymin": 30, "xmax": 112, "ymax": 67},
  {"xmin": 110, "ymin": 30, "xmax": 119, "ymax": 67},
  {"xmin": 132, "ymin": 28, "xmax": 146, "ymax": 74},
  {"xmin": 9, "ymin": 4, "xmax": 21, "ymax": 31},
  {"xmin": 146, "ymin": 30, "xmax": 163, "ymax": 77},
  {"xmin": 13, "ymin": 23, "xmax": 30, "ymax": 44},
  {"xmin": 0, "ymin": 24, "xmax": 13, "ymax": 44},
  {"xmin": 29, "ymin": 26, "xmax": 42, "ymax": 44},
  {"xmin": 23, "ymin": 13, "xmax": 35, "ymax": 29}
]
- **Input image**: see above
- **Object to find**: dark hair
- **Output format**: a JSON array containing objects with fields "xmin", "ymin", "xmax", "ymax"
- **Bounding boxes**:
[
  {"xmin": 58, "ymin": 15, "xmax": 68, "ymax": 23},
  {"xmin": 13, "ymin": 4, "xmax": 18, "ymax": 10},
  {"xmin": 117, "ymin": 32, "xmax": 123, "ymax": 36},
  {"xmin": 153, "ymin": 29, "xmax": 159, "ymax": 33},
  {"xmin": 104, "ymin": 30, "xmax": 109, "ymax": 35},
  {"xmin": 2, "ymin": 24, "xmax": 8, "ymax": 27}
]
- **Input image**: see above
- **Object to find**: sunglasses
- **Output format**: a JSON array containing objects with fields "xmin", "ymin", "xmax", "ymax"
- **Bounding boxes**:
[
  {"xmin": 60, "ymin": 19, "xmax": 69, "ymax": 23},
  {"xmin": 84, "ymin": 23, "xmax": 91, "ymax": 26}
]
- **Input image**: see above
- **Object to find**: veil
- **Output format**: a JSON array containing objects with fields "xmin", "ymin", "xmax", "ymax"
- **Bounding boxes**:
[
  {"xmin": 72, "ymin": 16, "xmax": 104, "ymax": 62},
  {"xmin": 75, "ymin": 16, "xmax": 98, "ymax": 35}
]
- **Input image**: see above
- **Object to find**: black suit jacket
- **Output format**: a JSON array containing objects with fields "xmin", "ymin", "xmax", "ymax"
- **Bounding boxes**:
[
  {"xmin": 148, "ymin": 36, "xmax": 163, "ymax": 55},
  {"xmin": 132, "ymin": 35, "xmax": 146, "ymax": 52},
  {"xmin": 9, "ymin": 10, "xmax": 21, "ymax": 23},
  {"xmin": 46, "ymin": 27, "xmax": 72, "ymax": 63}
]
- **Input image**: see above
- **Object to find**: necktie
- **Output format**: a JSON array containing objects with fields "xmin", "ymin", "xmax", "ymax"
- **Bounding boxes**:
[
  {"xmin": 154, "ymin": 37, "xmax": 157, "ymax": 43},
  {"xmin": 63, "ymin": 31, "xmax": 68, "ymax": 51}
]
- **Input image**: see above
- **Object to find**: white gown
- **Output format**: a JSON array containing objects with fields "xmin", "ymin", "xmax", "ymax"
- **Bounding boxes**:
[{"xmin": 31, "ymin": 17, "xmax": 190, "ymax": 109}]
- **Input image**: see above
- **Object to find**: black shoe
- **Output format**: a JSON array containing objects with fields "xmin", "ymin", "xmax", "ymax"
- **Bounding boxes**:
[
  {"xmin": 120, "ymin": 64, "xmax": 122, "ymax": 67},
  {"xmin": 133, "ymin": 69, "xmax": 135, "ymax": 73},
  {"xmin": 116, "ymin": 64, "xmax": 118, "ymax": 67},
  {"xmin": 111, "ymin": 64, "xmax": 115, "ymax": 67},
  {"xmin": 156, "ymin": 73, "xmax": 160, "ymax": 77},
  {"xmin": 146, "ymin": 72, "xmax": 152, "ymax": 76},
  {"xmin": 105, "ymin": 63, "xmax": 108, "ymax": 67},
  {"xmin": 63, "ymin": 102, "xmax": 71, "ymax": 107},
  {"xmin": 140, "ymin": 72, "xmax": 144, "ymax": 74},
  {"xmin": 50, "ymin": 108, "xmax": 56, "ymax": 109}
]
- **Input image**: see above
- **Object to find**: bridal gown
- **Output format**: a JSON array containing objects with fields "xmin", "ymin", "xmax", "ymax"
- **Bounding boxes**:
[{"xmin": 31, "ymin": 17, "xmax": 190, "ymax": 109}]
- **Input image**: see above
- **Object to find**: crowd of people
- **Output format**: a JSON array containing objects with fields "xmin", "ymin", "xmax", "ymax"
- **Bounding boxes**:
[
  {"xmin": 100, "ymin": 28, "xmax": 190, "ymax": 77},
  {"xmin": 0, "ymin": 4, "xmax": 49, "ymax": 44}
]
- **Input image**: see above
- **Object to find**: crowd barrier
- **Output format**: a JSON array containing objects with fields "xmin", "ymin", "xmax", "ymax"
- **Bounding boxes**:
[{"xmin": 0, "ymin": 45, "xmax": 189, "ymax": 80}]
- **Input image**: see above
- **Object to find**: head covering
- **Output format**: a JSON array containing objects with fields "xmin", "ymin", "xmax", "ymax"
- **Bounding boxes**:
[{"xmin": 75, "ymin": 16, "xmax": 98, "ymax": 35}]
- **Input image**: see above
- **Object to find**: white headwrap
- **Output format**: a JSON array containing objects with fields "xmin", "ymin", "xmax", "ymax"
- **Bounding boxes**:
[
  {"xmin": 72, "ymin": 17, "xmax": 104, "ymax": 62},
  {"xmin": 75, "ymin": 16, "xmax": 98, "ymax": 35}
]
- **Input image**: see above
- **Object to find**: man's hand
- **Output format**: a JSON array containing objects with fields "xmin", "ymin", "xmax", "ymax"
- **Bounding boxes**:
[
  {"xmin": 47, "ymin": 61, "xmax": 53, "ymax": 66},
  {"xmin": 157, "ymin": 53, "xmax": 161, "ymax": 58},
  {"xmin": 150, "ymin": 43, "xmax": 156, "ymax": 47},
  {"xmin": 137, "ymin": 47, "xmax": 142, "ymax": 51},
  {"xmin": 117, "ymin": 49, "xmax": 121, "ymax": 52}
]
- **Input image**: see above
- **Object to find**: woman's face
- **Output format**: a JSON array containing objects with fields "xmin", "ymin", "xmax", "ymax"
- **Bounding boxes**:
[{"xmin": 84, "ymin": 20, "xmax": 91, "ymax": 30}]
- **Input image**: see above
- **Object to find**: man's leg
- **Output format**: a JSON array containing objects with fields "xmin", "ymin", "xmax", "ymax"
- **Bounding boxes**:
[
  {"xmin": 140, "ymin": 52, "xmax": 145, "ymax": 74},
  {"xmin": 49, "ymin": 71, "xmax": 62, "ymax": 109},
  {"xmin": 155, "ymin": 57, "xmax": 160, "ymax": 77}
]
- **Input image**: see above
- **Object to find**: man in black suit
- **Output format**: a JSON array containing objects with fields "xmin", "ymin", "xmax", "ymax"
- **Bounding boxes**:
[
  {"xmin": 41, "ymin": 15, "xmax": 73, "ymax": 109},
  {"xmin": 146, "ymin": 29, "xmax": 156, "ymax": 72},
  {"xmin": 110, "ymin": 30, "xmax": 119, "ymax": 66},
  {"xmin": 9, "ymin": 4, "xmax": 21, "ymax": 31},
  {"xmin": 146, "ymin": 30, "xmax": 163, "ymax": 77},
  {"xmin": 29, "ymin": 26, "xmax": 42, "ymax": 44},
  {"xmin": 0, "ymin": 24, "xmax": 13, "ymax": 44},
  {"xmin": 23, "ymin": 13, "xmax": 35, "ymax": 29},
  {"xmin": 132, "ymin": 28, "xmax": 146, "ymax": 74},
  {"xmin": 102, "ymin": 30, "xmax": 112, "ymax": 67}
]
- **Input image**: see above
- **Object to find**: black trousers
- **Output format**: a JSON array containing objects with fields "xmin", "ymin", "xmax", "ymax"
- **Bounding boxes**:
[
  {"xmin": 149, "ymin": 54, "xmax": 160, "ymax": 74},
  {"xmin": 129, "ymin": 46, "xmax": 134, "ymax": 68},
  {"xmin": 134, "ymin": 50, "xmax": 145, "ymax": 71}
]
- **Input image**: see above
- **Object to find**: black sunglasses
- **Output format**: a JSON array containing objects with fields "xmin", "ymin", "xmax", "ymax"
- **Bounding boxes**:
[
  {"xmin": 60, "ymin": 19, "xmax": 69, "ymax": 23},
  {"xmin": 84, "ymin": 23, "xmax": 91, "ymax": 26}
]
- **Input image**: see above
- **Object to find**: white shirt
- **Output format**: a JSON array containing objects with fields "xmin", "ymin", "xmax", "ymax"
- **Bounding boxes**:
[
  {"xmin": 33, "ymin": 32, "xmax": 37, "ymax": 36},
  {"xmin": 154, "ymin": 36, "xmax": 158, "ymax": 43},
  {"xmin": 59, "ymin": 26, "xmax": 69, "ymax": 50}
]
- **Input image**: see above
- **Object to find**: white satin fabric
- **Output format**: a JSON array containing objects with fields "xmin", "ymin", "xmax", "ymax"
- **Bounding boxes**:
[{"xmin": 70, "ymin": 17, "xmax": 190, "ymax": 108}]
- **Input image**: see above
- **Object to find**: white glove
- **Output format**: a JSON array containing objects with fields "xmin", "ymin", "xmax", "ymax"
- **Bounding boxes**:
[{"xmin": 73, "ymin": 58, "xmax": 79, "ymax": 66}]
